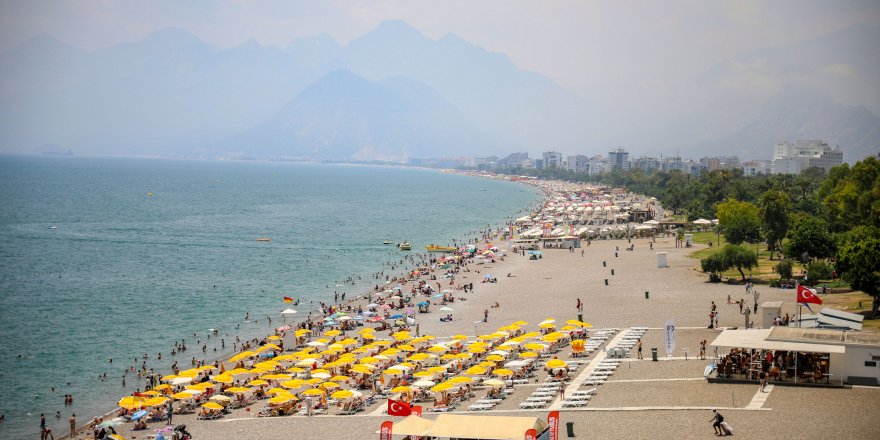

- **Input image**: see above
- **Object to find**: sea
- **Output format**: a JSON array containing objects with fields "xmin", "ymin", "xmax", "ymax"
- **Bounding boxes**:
[{"xmin": 0, "ymin": 155, "xmax": 540, "ymax": 439}]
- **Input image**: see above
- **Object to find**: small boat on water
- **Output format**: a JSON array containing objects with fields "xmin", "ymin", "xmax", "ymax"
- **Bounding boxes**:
[
  {"xmin": 383, "ymin": 240, "xmax": 391, "ymax": 245},
  {"xmin": 397, "ymin": 242, "xmax": 412, "ymax": 250},
  {"xmin": 425, "ymin": 244, "xmax": 457, "ymax": 252},
  {"xmin": 256, "ymin": 238, "xmax": 272, "ymax": 242}
]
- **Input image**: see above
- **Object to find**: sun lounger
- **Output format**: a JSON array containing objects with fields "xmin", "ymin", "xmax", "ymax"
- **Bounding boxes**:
[
  {"xmin": 526, "ymin": 396, "xmax": 553, "ymax": 403},
  {"xmin": 530, "ymin": 392, "xmax": 556, "ymax": 397},
  {"xmin": 475, "ymin": 399, "xmax": 502, "ymax": 404},
  {"xmin": 582, "ymin": 378, "xmax": 606, "ymax": 386},
  {"xmin": 519, "ymin": 401, "xmax": 548, "ymax": 409},
  {"xmin": 574, "ymin": 387, "xmax": 597, "ymax": 395},
  {"xmin": 561, "ymin": 400, "xmax": 589, "ymax": 407},
  {"xmin": 468, "ymin": 404, "xmax": 495, "ymax": 411},
  {"xmin": 430, "ymin": 406, "xmax": 453, "ymax": 413}
]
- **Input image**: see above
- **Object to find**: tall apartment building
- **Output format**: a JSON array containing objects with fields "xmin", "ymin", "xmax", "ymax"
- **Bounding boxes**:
[
  {"xmin": 542, "ymin": 151, "xmax": 564, "ymax": 169},
  {"xmin": 660, "ymin": 156, "xmax": 683, "ymax": 172},
  {"xmin": 608, "ymin": 148, "xmax": 631, "ymax": 171},
  {"xmin": 771, "ymin": 140, "xmax": 843, "ymax": 174},
  {"xmin": 588, "ymin": 155, "xmax": 609, "ymax": 175},
  {"xmin": 634, "ymin": 156, "xmax": 660, "ymax": 173},
  {"xmin": 566, "ymin": 155, "xmax": 589, "ymax": 173}
]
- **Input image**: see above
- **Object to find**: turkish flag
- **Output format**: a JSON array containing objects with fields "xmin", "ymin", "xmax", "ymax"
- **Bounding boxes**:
[
  {"xmin": 387, "ymin": 399, "xmax": 411, "ymax": 416},
  {"xmin": 797, "ymin": 284, "xmax": 822, "ymax": 305}
]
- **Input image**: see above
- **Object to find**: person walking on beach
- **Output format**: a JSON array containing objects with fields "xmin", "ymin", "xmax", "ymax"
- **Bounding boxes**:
[
  {"xmin": 710, "ymin": 409, "xmax": 727, "ymax": 435},
  {"xmin": 40, "ymin": 413, "xmax": 47, "ymax": 440},
  {"xmin": 699, "ymin": 339, "xmax": 707, "ymax": 360},
  {"xmin": 69, "ymin": 413, "xmax": 76, "ymax": 438},
  {"xmin": 166, "ymin": 404, "xmax": 173, "ymax": 425},
  {"xmin": 483, "ymin": 309, "xmax": 489, "ymax": 323},
  {"xmin": 636, "ymin": 340, "xmax": 643, "ymax": 359}
]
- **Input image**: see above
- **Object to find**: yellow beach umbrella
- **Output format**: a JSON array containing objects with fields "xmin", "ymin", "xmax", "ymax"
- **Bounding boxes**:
[
  {"xmin": 407, "ymin": 353, "xmax": 431, "ymax": 361},
  {"xmin": 465, "ymin": 366, "xmax": 487, "ymax": 375},
  {"xmin": 492, "ymin": 368, "xmax": 514, "ymax": 377},
  {"xmin": 229, "ymin": 351, "xmax": 255, "ymax": 363},
  {"xmin": 177, "ymin": 369, "xmax": 200, "ymax": 378},
  {"xmin": 281, "ymin": 379, "xmax": 305, "ymax": 389},
  {"xmin": 451, "ymin": 334, "xmax": 468, "ymax": 340},
  {"xmin": 329, "ymin": 375, "xmax": 351, "ymax": 382},
  {"xmin": 153, "ymin": 384, "xmax": 171, "ymax": 392},
  {"xmin": 320, "ymin": 381, "xmax": 340, "ymax": 390},
  {"xmin": 413, "ymin": 371, "xmax": 434, "ymax": 378},
  {"xmin": 225, "ymin": 387, "xmax": 251, "ymax": 393},
  {"xmin": 449, "ymin": 376, "xmax": 471, "ymax": 384},
  {"xmin": 265, "ymin": 388, "xmax": 290, "ymax": 396},
  {"xmin": 519, "ymin": 351, "xmax": 538, "ymax": 359},
  {"xmin": 301, "ymin": 388, "xmax": 325, "ymax": 396},
  {"xmin": 172, "ymin": 392, "xmax": 195, "ymax": 400},
  {"xmin": 201, "ymin": 402, "xmax": 224, "ymax": 410},
  {"xmin": 391, "ymin": 386, "xmax": 413, "ymax": 393},
  {"xmin": 524, "ymin": 343, "xmax": 547, "ymax": 351},
  {"xmin": 141, "ymin": 390, "xmax": 161, "ymax": 396},
  {"xmin": 539, "ymin": 323, "xmax": 556, "ymax": 329},
  {"xmin": 428, "ymin": 366, "xmax": 447, "ymax": 374},
  {"xmin": 108, "ymin": 435, "xmax": 126, "ymax": 440},
  {"xmin": 325, "ymin": 330, "xmax": 342, "ymax": 337},
  {"xmin": 267, "ymin": 335, "xmax": 281, "ymax": 340},
  {"xmin": 118, "ymin": 396, "xmax": 145, "ymax": 409},
  {"xmin": 397, "ymin": 344, "xmax": 416, "ymax": 352},
  {"xmin": 486, "ymin": 355, "xmax": 505, "ymax": 362},
  {"xmin": 546, "ymin": 359, "xmax": 567, "ymax": 369},
  {"xmin": 430, "ymin": 383, "xmax": 454, "ymax": 393},
  {"xmin": 248, "ymin": 379, "xmax": 269, "ymax": 386},
  {"xmin": 304, "ymin": 378, "xmax": 323, "ymax": 385},
  {"xmin": 160, "ymin": 375, "xmax": 178, "ymax": 382},
  {"xmin": 331, "ymin": 389, "xmax": 354, "ymax": 400},
  {"xmin": 428, "ymin": 345, "xmax": 449, "ymax": 353},
  {"xmin": 512, "ymin": 321, "xmax": 528, "ymax": 326},
  {"xmin": 268, "ymin": 395, "xmax": 295, "ymax": 404},
  {"xmin": 212, "ymin": 374, "xmax": 233, "ymax": 384}
]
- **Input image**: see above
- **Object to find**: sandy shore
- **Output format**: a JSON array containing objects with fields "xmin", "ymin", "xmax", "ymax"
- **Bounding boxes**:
[
  {"xmin": 71, "ymin": 178, "xmax": 878, "ymax": 440},
  {"xmin": 79, "ymin": 236, "xmax": 875, "ymax": 440}
]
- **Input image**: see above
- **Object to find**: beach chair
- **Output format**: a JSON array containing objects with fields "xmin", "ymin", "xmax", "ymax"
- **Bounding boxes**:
[
  {"xmin": 467, "ymin": 404, "xmax": 495, "ymax": 411},
  {"xmin": 561, "ymin": 400, "xmax": 589, "ymax": 407},
  {"xmin": 526, "ymin": 396, "xmax": 553, "ymax": 403},
  {"xmin": 519, "ymin": 401, "xmax": 548, "ymax": 409},
  {"xmin": 475, "ymin": 399, "xmax": 502, "ymax": 405}
]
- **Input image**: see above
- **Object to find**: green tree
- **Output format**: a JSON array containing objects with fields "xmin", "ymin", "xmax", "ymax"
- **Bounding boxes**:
[
  {"xmin": 758, "ymin": 189, "xmax": 791, "ymax": 259},
  {"xmin": 700, "ymin": 253, "xmax": 725, "ymax": 283},
  {"xmin": 716, "ymin": 198, "xmax": 762, "ymax": 245},
  {"xmin": 806, "ymin": 261, "xmax": 833, "ymax": 286},
  {"xmin": 720, "ymin": 244, "xmax": 759, "ymax": 281},
  {"xmin": 836, "ymin": 238, "xmax": 880, "ymax": 317},
  {"xmin": 820, "ymin": 157, "xmax": 880, "ymax": 231},
  {"xmin": 776, "ymin": 258, "xmax": 793, "ymax": 280},
  {"xmin": 783, "ymin": 215, "xmax": 834, "ymax": 263}
]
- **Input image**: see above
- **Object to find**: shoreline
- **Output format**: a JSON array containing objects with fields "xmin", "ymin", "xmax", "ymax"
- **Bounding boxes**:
[{"xmin": 57, "ymin": 174, "xmax": 546, "ymax": 439}]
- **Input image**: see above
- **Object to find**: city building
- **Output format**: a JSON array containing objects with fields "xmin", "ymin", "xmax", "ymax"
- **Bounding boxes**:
[
  {"xmin": 741, "ymin": 160, "xmax": 771, "ymax": 176},
  {"xmin": 771, "ymin": 140, "xmax": 843, "ymax": 174},
  {"xmin": 542, "ymin": 151, "xmax": 564, "ymax": 169},
  {"xmin": 588, "ymin": 155, "xmax": 609, "ymax": 175},
  {"xmin": 633, "ymin": 156, "xmax": 660, "ymax": 173},
  {"xmin": 608, "ymin": 147, "xmax": 631, "ymax": 171},
  {"xmin": 566, "ymin": 155, "xmax": 589, "ymax": 173}
]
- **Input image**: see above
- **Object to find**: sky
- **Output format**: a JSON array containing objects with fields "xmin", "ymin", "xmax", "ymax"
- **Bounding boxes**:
[{"xmin": 2, "ymin": 0, "xmax": 879, "ymax": 102}]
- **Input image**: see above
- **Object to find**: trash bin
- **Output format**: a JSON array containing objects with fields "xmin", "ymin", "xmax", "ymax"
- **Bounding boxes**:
[
  {"xmin": 566, "ymin": 421, "xmax": 575, "ymax": 437},
  {"xmin": 651, "ymin": 347, "xmax": 658, "ymax": 362}
]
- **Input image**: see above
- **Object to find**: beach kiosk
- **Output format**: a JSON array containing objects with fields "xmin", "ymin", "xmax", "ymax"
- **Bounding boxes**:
[
  {"xmin": 684, "ymin": 233, "xmax": 694, "ymax": 247},
  {"xmin": 760, "ymin": 301, "xmax": 783, "ymax": 328}
]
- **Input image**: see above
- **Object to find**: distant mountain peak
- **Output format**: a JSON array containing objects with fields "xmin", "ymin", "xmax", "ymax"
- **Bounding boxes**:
[
  {"xmin": 141, "ymin": 27, "xmax": 205, "ymax": 47},
  {"xmin": 357, "ymin": 19, "xmax": 428, "ymax": 44}
]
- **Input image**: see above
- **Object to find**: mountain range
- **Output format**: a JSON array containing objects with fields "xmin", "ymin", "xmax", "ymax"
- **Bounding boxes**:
[{"xmin": 0, "ymin": 20, "xmax": 877, "ymax": 162}]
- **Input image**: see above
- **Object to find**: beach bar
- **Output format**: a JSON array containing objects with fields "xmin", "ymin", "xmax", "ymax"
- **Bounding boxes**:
[{"xmin": 710, "ymin": 327, "xmax": 880, "ymax": 386}]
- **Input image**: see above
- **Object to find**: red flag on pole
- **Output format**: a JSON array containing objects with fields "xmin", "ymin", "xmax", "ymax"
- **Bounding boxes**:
[
  {"xmin": 379, "ymin": 421, "xmax": 393, "ymax": 440},
  {"xmin": 387, "ymin": 399, "xmax": 411, "ymax": 416},
  {"xmin": 796, "ymin": 284, "xmax": 822, "ymax": 305}
]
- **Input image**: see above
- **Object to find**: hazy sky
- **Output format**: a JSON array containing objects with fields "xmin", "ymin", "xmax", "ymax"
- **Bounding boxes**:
[{"xmin": 3, "ymin": 0, "xmax": 879, "ymax": 101}]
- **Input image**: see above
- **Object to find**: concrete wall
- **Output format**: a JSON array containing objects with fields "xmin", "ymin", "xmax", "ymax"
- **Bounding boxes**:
[{"xmin": 839, "ymin": 347, "xmax": 880, "ymax": 383}]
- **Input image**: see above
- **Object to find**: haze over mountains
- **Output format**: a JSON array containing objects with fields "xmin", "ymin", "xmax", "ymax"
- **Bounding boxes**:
[{"xmin": 1, "ymin": 20, "xmax": 877, "ymax": 162}]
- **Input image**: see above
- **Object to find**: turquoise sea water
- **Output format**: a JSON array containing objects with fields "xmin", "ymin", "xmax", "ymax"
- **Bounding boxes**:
[{"xmin": 0, "ymin": 156, "xmax": 539, "ymax": 439}]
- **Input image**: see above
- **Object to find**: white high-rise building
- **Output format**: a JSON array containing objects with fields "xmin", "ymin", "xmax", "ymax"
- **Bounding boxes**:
[
  {"xmin": 771, "ymin": 140, "xmax": 843, "ymax": 174},
  {"xmin": 567, "ymin": 155, "xmax": 589, "ymax": 173},
  {"xmin": 542, "ymin": 151, "xmax": 564, "ymax": 169}
]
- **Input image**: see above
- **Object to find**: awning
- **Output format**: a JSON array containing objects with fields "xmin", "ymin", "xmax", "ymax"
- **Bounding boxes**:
[
  {"xmin": 386, "ymin": 415, "xmax": 434, "ymax": 436},
  {"xmin": 426, "ymin": 414, "xmax": 547, "ymax": 439},
  {"xmin": 710, "ymin": 329, "xmax": 845, "ymax": 354},
  {"xmin": 380, "ymin": 414, "xmax": 547, "ymax": 439}
]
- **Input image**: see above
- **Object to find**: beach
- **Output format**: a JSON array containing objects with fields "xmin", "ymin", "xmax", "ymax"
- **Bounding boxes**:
[{"xmin": 70, "ymin": 178, "xmax": 879, "ymax": 440}]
